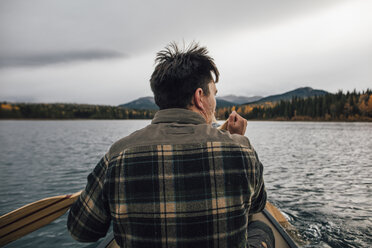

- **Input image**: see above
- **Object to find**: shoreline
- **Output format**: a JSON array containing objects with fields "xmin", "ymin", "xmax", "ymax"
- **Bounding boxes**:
[{"xmin": 1, "ymin": 118, "xmax": 371, "ymax": 122}]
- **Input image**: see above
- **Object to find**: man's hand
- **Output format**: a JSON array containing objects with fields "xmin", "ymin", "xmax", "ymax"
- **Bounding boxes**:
[{"xmin": 227, "ymin": 111, "xmax": 247, "ymax": 135}]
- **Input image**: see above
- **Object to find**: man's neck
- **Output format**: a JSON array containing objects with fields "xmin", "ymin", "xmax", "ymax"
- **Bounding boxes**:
[{"xmin": 187, "ymin": 105, "xmax": 211, "ymax": 124}]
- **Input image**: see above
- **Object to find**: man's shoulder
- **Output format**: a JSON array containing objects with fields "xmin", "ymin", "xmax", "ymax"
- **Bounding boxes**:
[
  {"xmin": 228, "ymin": 132, "xmax": 252, "ymax": 148},
  {"xmin": 108, "ymin": 125, "xmax": 153, "ymax": 159},
  {"xmin": 106, "ymin": 122, "xmax": 254, "ymax": 160},
  {"xmin": 207, "ymin": 126, "xmax": 252, "ymax": 148}
]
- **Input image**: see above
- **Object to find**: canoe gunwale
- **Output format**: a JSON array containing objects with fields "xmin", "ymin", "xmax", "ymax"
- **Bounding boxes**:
[
  {"xmin": 262, "ymin": 209, "xmax": 299, "ymax": 248},
  {"xmin": 97, "ymin": 232, "xmax": 115, "ymax": 248}
]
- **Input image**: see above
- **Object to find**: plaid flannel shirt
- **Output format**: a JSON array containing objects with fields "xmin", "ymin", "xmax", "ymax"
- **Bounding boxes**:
[{"xmin": 67, "ymin": 109, "xmax": 266, "ymax": 248}]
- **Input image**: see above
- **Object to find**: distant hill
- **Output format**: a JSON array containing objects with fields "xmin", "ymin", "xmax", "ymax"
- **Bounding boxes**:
[
  {"xmin": 119, "ymin": 96, "xmax": 237, "ymax": 109},
  {"xmin": 119, "ymin": 87, "xmax": 329, "ymax": 109},
  {"xmin": 245, "ymin": 87, "xmax": 328, "ymax": 105},
  {"xmin": 216, "ymin": 99, "xmax": 235, "ymax": 108},
  {"xmin": 217, "ymin": 95, "xmax": 262, "ymax": 105},
  {"xmin": 119, "ymin": 96, "xmax": 158, "ymax": 110}
]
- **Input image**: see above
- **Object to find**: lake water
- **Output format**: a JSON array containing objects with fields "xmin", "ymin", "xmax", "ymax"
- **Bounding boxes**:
[{"xmin": 0, "ymin": 120, "xmax": 371, "ymax": 247}]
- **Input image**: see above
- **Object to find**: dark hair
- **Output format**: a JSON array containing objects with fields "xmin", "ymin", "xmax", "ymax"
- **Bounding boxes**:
[{"xmin": 150, "ymin": 42, "xmax": 219, "ymax": 109}]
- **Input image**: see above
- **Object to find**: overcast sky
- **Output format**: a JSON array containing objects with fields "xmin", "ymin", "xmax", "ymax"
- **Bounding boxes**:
[{"xmin": 0, "ymin": 0, "xmax": 371, "ymax": 105}]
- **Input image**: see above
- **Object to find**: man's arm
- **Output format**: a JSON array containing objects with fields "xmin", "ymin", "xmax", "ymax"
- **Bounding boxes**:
[
  {"xmin": 224, "ymin": 111, "xmax": 267, "ymax": 212},
  {"xmin": 67, "ymin": 155, "xmax": 111, "ymax": 242},
  {"xmin": 249, "ymin": 151, "xmax": 267, "ymax": 214}
]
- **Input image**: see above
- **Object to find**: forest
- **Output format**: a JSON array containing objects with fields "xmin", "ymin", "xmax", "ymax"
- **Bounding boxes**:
[
  {"xmin": 1, "ymin": 89, "xmax": 371, "ymax": 121},
  {"xmin": 0, "ymin": 103, "xmax": 156, "ymax": 119},
  {"xmin": 216, "ymin": 89, "xmax": 372, "ymax": 121}
]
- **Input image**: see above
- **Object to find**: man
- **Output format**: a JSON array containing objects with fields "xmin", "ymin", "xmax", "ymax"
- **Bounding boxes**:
[{"xmin": 68, "ymin": 42, "xmax": 274, "ymax": 247}]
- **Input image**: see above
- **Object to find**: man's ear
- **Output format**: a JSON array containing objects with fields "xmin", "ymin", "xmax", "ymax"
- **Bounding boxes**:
[{"xmin": 193, "ymin": 88, "xmax": 204, "ymax": 110}]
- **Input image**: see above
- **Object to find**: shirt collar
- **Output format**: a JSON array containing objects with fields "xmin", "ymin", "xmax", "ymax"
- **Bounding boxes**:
[{"xmin": 151, "ymin": 108, "xmax": 206, "ymax": 125}]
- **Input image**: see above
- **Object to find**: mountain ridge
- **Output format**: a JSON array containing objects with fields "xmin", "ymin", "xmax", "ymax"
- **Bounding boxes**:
[
  {"xmin": 243, "ymin": 87, "xmax": 328, "ymax": 105},
  {"xmin": 217, "ymin": 95, "xmax": 262, "ymax": 105},
  {"xmin": 119, "ymin": 87, "xmax": 329, "ymax": 110}
]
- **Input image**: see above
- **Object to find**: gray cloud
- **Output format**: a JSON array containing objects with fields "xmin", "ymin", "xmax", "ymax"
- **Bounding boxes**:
[
  {"xmin": 0, "ymin": 0, "xmax": 370, "ymax": 105},
  {"xmin": 0, "ymin": 50, "xmax": 125, "ymax": 68},
  {"xmin": 0, "ymin": 0, "xmax": 347, "ymax": 61}
]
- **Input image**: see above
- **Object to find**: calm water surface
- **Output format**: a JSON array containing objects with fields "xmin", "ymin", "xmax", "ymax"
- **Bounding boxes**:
[{"xmin": 0, "ymin": 120, "xmax": 371, "ymax": 247}]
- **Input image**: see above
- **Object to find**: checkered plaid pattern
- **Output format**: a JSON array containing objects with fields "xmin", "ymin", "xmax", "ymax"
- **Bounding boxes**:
[
  {"xmin": 68, "ymin": 142, "xmax": 266, "ymax": 247},
  {"xmin": 68, "ymin": 108, "xmax": 266, "ymax": 248}
]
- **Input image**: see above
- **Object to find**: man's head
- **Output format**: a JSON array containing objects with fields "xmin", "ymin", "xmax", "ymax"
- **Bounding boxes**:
[{"xmin": 150, "ymin": 42, "xmax": 219, "ymax": 122}]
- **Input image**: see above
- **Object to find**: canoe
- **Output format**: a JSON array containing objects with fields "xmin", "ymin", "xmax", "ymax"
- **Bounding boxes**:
[
  {"xmin": 0, "ymin": 193, "xmax": 299, "ymax": 248},
  {"xmin": 252, "ymin": 202, "xmax": 299, "ymax": 248},
  {"xmin": 97, "ymin": 202, "xmax": 299, "ymax": 248}
]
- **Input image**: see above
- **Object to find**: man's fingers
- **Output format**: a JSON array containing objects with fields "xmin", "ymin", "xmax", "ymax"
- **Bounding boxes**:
[
  {"xmin": 226, "ymin": 111, "xmax": 247, "ymax": 135},
  {"xmin": 228, "ymin": 111, "xmax": 236, "ymax": 124},
  {"xmin": 242, "ymin": 118, "xmax": 247, "ymax": 134}
]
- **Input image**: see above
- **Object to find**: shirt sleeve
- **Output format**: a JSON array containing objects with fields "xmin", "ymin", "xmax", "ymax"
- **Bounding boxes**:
[
  {"xmin": 249, "ymin": 151, "xmax": 267, "ymax": 214},
  {"xmin": 231, "ymin": 134, "xmax": 267, "ymax": 213},
  {"xmin": 67, "ymin": 154, "xmax": 111, "ymax": 242}
]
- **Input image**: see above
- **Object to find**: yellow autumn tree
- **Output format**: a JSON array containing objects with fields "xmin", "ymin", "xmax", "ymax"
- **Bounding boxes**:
[
  {"xmin": 367, "ymin": 95, "xmax": 372, "ymax": 115},
  {"xmin": 358, "ymin": 94, "xmax": 369, "ymax": 115},
  {"xmin": 1, "ymin": 104, "xmax": 13, "ymax": 111}
]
